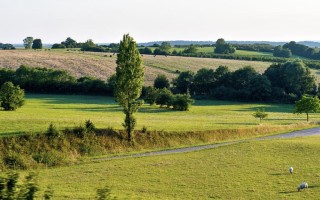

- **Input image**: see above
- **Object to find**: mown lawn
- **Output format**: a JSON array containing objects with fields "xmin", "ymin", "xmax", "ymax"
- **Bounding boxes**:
[
  {"xmin": 31, "ymin": 135, "xmax": 320, "ymax": 199},
  {"xmin": 0, "ymin": 94, "xmax": 318, "ymax": 135}
]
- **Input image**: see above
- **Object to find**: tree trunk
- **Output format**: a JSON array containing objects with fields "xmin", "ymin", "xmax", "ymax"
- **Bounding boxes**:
[{"xmin": 307, "ymin": 113, "xmax": 309, "ymax": 122}]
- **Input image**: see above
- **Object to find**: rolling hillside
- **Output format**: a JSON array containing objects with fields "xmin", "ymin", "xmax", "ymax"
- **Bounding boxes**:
[{"xmin": 0, "ymin": 50, "xmax": 272, "ymax": 85}]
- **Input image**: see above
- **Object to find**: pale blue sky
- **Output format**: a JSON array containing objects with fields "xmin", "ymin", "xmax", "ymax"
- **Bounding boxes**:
[{"xmin": 1, "ymin": 0, "xmax": 319, "ymax": 43}]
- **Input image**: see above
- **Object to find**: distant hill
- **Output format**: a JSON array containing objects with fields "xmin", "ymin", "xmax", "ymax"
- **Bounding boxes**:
[
  {"xmin": 9, "ymin": 41, "xmax": 320, "ymax": 48},
  {"xmin": 138, "ymin": 41, "xmax": 320, "ymax": 48}
]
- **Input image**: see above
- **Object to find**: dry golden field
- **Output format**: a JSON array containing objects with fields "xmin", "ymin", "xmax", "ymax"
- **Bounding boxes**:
[{"xmin": 0, "ymin": 49, "xmax": 286, "ymax": 85}]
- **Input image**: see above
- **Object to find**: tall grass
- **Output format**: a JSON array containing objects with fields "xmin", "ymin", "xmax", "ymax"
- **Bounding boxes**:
[{"xmin": 0, "ymin": 122, "xmax": 312, "ymax": 170}]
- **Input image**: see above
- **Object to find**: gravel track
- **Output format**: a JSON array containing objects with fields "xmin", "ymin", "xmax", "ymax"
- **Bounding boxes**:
[{"xmin": 89, "ymin": 127, "xmax": 320, "ymax": 162}]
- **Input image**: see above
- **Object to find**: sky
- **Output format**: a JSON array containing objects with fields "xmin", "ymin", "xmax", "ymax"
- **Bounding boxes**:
[{"xmin": 1, "ymin": 0, "xmax": 320, "ymax": 44}]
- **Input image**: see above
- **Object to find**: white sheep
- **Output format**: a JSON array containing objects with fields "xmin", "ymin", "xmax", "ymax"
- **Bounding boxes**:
[
  {"xmin": 289, "ymin": 167, "xmax": 293, "ymax": 174},
  {"xmin": 297, "ymin": 182, "xmax": 308, "ymax": 192}
]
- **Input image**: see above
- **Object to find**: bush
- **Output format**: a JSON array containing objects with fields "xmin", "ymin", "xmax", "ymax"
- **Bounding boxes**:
[
  {"xmin": 32, "ymin": 150, "xmax": 66, "ymax": 167},
  {"xmin": 85, "ymin": 120, "xmax": 96, "ymax": 132},
  {"xmin": 0, "ymin": 82, "xmax": 25, "ymax": 111},
  {"xmin": 4, "ymin": 152, "xmax": 29, "ymax": 169},
  {"xmin": 72, "ymin": 125, "xmax": 88, "ymax": 138},
  {"xmin": 46, "ymin": 123, "xmax": 61, "ymax": 138},
  {"xmin": 51, "ymin": 43, "xmax": 66, "ymax": 49},
  {"xmin": 172, "ymin": 94, "xmax": 194, "ymax": 111}
]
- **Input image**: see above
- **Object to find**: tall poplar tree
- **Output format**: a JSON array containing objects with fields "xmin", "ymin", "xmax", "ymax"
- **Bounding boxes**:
[{"xmin": 115, "ymin": 34, "xmax": 144, "ymax": 141}]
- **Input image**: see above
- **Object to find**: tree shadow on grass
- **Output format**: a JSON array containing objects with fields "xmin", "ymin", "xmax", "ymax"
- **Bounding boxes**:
[
  {"xmin": 51, "ymin": 106, "xmax": 122, "ymax": 113},
  {"xmin": 138, "ymin": 107, "xmax": 176, "ymax": 113},
  {"xmin": 50, "ymin": 105, "xmax": 176, "ymax": 114},
  {"xmin": 270, "ymin": 173, "xmax": 284, "ymax": 176},
  {"xmin": 27, "ymin": 94, "xmax": 116, "ymax": 105},
  {"xmin": 278, "ymin": 191, "xmax": 296, "ymax": 194},
  {"xmin": 233, "ymin": 105, "xmax": 294, "ymax": 113}
]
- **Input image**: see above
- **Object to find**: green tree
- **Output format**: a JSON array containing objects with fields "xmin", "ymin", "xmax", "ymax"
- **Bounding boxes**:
[
  {"xmin": 248, "ymin": 75, "xmax": 272, "ymax": 101},
  {"xmin": 0, "ymin": 82, "xmax": 25, "ymax": 111},
  {"xmin": 252, "ymin": 108, "xmax": 268, "ymax": 122},
  {"xmin": 214, "ymin": 38, "xmax": 235, "ymax": 54},
  {"xmin": 23, "ymin": 37, "xmax": 33, "ymax": 49},
  {"xmin": 62, "ymin": 37, "xmax": 78, "ymax": 48},
  {"xmin": 144, "ymin": 86, "xmax": 158, "ymax": 105},
  {"xmin": 115, "ymin": 34, "xmax": 144, "ymax": 142},
  {"xmin": 154, "ymin": 42, "xmax": 171, "ymax": 56},
  {"xmin": 264, "ymin": 61, "xmax": 317, "ymax": 98},
  {"xmin": 156, "ymin": 88, "xmax": 173, "ymax": 108},
  {"xmin": 172, "ymin": 71, "xmax": 194, "ymax": 94},
  {"xmin": 183, "ymin": 45, "xmax": 197, "ymax": 54},
  {"xmin": 32, "ymin": 39, "xmax": 42, "ymax": 49},
  {"xmin": 294, "ymin": 95, "xmax": 320, "ymax": 121},
  {"xmin": 193, "ymin": 68, "xmax": 215, "ymax": 95},
  {"xmin": 172, "ymin": 93, "xmax": 194, "ymax": 111},
  {"xmin": 273, "ymin": 46, "xmax": 292, "ymax": 58},
  {"xmin": 154, "ymin": 74, "xmax": 170, "ymax": 89}
]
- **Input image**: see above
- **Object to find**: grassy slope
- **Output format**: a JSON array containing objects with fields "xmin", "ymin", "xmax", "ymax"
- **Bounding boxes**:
[
  {"xmin": 33, "ymin": 136, "xmax": 320, "ymax": 199},
  {"xmin": 0, "ymin": 50, "xmax": 274, "ymax": 85},
  {"xmin": 0, "ymin": 94, "xmax": 318, "ymax": 135}
]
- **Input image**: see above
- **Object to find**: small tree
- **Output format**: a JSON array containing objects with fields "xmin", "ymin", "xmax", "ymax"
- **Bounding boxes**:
[
  {"xmin": 253, "ymin": 108, "xmax": 268, "ymax": 122},
  {"xmin": 23, "ymin": 37, "xmax": 33, "ymax": 49},
  {"xmin": 115, "ymin": 34, "xmax": 144, "ymax": 142},
  {"xmin": 294, "ymin": 95, "xmax": 320, "ymax": 121},
  {"xmin": 154, "ymin": 74, "xmax": 170, "ymax": 89},
  {"xmin": 0, "ymin": 82, "xmax": 25, "ymax": 111},
  {"xmin": 32, "ymin": 39, "xmax": 43, "ymax": 49}
]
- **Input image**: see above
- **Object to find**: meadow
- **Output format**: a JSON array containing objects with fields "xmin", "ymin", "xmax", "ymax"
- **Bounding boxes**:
[
  {"xmin": 0, "ymin": 49, "xmax": 273, "ymax": 85},
  {"xmin": 28, "ymin": 135, "xmax": 320, "ymax": 199},
  {"xmin": 0, "ymin": 94, "xmax": 318, "ymax": 136}
]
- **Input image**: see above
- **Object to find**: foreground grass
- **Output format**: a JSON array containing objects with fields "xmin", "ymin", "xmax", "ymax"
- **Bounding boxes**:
[
  {"xmin": 0, "ymin": 94, "xmax": 318, "ymax": 135},
  {"xmin": 30, "ymin": 135, "xmax": 320, "ymax": 199}
]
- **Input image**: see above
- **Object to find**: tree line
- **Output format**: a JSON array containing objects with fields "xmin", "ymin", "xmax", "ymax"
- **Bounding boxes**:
[
  {"xmin": 171, "ymin": 60, "xmax": 316, "ymax": 103},
  {"xmin": 0, "ymin": 60, "xmax": 316, "ymax": 104},
  {"xmin": 0, "ymin": 65, "xmax": 115, "ymax": 95},
  {"xmin": 273, "ymin": 41, "xmax": 320, "ymax": 60}
]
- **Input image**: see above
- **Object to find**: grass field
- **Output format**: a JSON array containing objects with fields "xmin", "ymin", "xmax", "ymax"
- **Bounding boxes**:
[
  {"xmin": 0, "ymin": 94, "xmax": 318, "ymax": 136},
  {"xmin": 29, "ymin": 135, "xmax": 320, "ymax": 199}
]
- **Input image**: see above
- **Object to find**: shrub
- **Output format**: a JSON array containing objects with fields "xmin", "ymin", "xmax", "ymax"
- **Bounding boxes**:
[
  {"xmin": 32, "ymin": 150, "xmax": 66, "ymax": 167},
  {"xmin": 46, "ymin": 123, "xmax": 61, "ymax": 138},
  {"xmin": 141, "ymin": 125, "xmax": 148, "ymax": 133},
  {"xmin": 172, "ymin": 94, "xmax": 194, "ymax": 111},
  {"xmin": 4, "ymin": 152, "xmax": 29, "ymax": 169},
  {"xmin": 85, "ymin": 120, "xmax": 96, "ymax": 132},
  {"xmin": 0, "ymin": 82, "xmax": 25, "ymax": 111},
  {"xmin": 72, "ymin": 125, "xmax": 87, "ymax": 138}
]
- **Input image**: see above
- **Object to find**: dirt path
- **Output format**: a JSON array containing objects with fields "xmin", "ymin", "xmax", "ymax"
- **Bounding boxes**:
[{"xmin": 90, "ymin": 127, "xmax": 320, "ymax": 162}]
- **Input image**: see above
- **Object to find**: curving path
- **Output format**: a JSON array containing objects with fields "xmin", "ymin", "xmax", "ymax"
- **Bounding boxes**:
[{"xmin": 89, "ymin": 127, "xmax": 320, "ymax": 162}]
